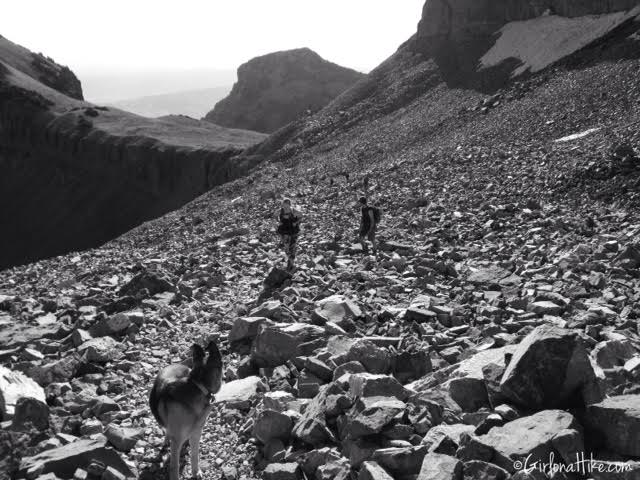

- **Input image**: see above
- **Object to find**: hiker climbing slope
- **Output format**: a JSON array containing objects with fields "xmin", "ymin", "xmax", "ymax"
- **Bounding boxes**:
[
  {"xmin": 276, "ymin": 198, "xmax": 302, "ymax": 271},
  {"xmin": 358, "ymin": 196, "xmax": 380, "ymax": 255}
]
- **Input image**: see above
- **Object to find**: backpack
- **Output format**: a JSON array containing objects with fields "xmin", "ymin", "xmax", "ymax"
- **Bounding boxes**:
[{"xmin": 371, "ymin": 206, "xmax": 382, "ymax": 224}]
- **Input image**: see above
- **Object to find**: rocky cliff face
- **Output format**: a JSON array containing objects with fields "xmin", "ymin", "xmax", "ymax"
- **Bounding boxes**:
[
  {"xmin": 414, "ymin": 0, "xmax": 640, "ymax": 85},
  {"xmin": 0, "ymin": 38, "xmax": 265, "ymax": 270},
  {"xmin": 416, "ymin": 0, "xmax": 640, "ymax": 49},
  {"xmin": 204, "ymin": 48, "xmax": 363, "ymax": 133}
]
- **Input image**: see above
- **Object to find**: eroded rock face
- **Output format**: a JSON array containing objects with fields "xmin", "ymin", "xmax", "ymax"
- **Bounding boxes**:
[
  {"xmin": 205, "ymin": 48, "xmax": 363, "ymax": 133},
  {"xmin": 416, "ymin": 0, "xmax": 640, "ymax": 55},
  {"xmin": 0, "ymin": 36, "xmax": 265, "ymax": 269}
]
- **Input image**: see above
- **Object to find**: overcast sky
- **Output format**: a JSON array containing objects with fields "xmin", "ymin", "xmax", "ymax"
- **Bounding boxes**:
[{"xmin": 1, "ymin": 1, "xmax": 424, "ymax": 75}]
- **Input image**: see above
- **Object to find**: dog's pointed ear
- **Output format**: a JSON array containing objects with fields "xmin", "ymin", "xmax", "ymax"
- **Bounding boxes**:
[
  {"xmin": 192, "ymin": 344, "xmax": 205, "ymax": 367},
  {"xmin": 206, "ymin": 340, "xmax": 222, "ymax": 366}
]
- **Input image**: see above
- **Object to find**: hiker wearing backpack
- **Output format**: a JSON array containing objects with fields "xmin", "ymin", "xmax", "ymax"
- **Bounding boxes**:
[
  {"xmin": 276, "ymin": 198, "xmax": 301, "ymax": 271},
  {"xmin": 358, "ymin": 196, "xmax": 380, "ymax": 255}
]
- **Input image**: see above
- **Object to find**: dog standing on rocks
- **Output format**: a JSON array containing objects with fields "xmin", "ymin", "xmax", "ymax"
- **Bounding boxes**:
[{"xmin": 149, "ymin": 340, "xmax": 223, "ymax": 480}]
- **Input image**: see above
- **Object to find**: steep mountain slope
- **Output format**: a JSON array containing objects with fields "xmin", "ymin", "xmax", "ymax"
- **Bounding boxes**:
[
  {"xmin": 204, "ymin": 48, "xmax": 363, "ymax": 133},
  {"xmin": 0, "ymin": 35, "xmax": 83, "ymax": 100},
  {"xmin": 1, "ymin": 3, "xmax": 640, "ymax": 480},
  {"xmin": 0, "ymin": 37, "xmax": 265, "ymax": 270},
  {"xmin": 109, "ymin": 86, "xmax": 231, "ymax": 118}
]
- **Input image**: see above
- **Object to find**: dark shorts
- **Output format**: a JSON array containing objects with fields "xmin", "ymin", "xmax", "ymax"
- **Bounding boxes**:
[{"xmin": 359, "ymin": 226, "xmax": 376, "ymax": 241}]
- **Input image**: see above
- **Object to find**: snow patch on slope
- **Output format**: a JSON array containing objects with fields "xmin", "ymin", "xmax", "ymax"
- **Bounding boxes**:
[{"xmin": 479, "ymin": 7, "xmax": 640, "ymax": 77}]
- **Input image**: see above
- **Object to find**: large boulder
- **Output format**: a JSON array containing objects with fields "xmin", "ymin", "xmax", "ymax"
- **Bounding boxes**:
[
  {"xmin": 313, "ymin": 295, "xmax": 362, "ymax": 329},
  {"xmin": 11, "ymin": 397, "xmax": 49, "ymax": 431},
  {"xmin": 587, "ymin": 394, "xmax": 640, "ymax": 457},
  {"xmin": 499, "ymin": 325, "xmax": 601, "ymax": 409},
  {"xmin": 347, "ymin": 398, "xmax": 407, "ymax": 438},
  {"xmin": 345, "ymin": 339, "xmax": 392, "ymax": 374},
  {"xmin": 469, "ymin": 410, "xmax": 584, "ymax": 473},
  {"xmin": 27, "ymin": 354, "xmax": 83, "ymax": 386},
  {"xmin": 19, "ymin": 437, "xmax": 134, "ymax": 478},
  {"xmin": 118, "ymin": 269, "xmax": 174, "ymax": 297},
  {"xmin": 0, "ymin": 365, "xmax": 46, "ymax": 420},
  {"xmin": 445, "ymin": 346, "xmax": 514, "ymax": 412},
  {"xmin": 371, "ymin": 446, "xmax": 428, "ymax": 477},
  {"xmin": 349, "ymin": 373, "xmax": 409, "ymax": 401},
  {"xmin": 292, "ymin": 383, "xmax": 342, "ymax": 446},
  {"xmin": 77, "ymin": 337, "xmax": 125, "ymax": 363},
  {"xmin": 215, "ymin": 376, "xmax": 268, "ymax": 410},
  {"xmin": 251, "ymin": 323, "xmax": 325, "ymax": 367},
  {"xmin": 88, "ymin": 313, "xmax": 131, "ymax": 337},
  {"xmin": 253, "ymin": 409, "xmax": 295, "ymax": 444},
  {"xmin": 228, "ymin": 316, "xmax": 273, "ymax": 344}
]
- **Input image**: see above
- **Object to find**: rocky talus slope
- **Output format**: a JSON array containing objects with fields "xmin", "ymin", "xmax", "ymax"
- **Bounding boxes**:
[
  {"xmin": 0, "ymin": 37, "xmax": 265, "ymax": 270},
  {"xmin": 204, "ymin": 48, "xmax": 363, "ymax": 133},
  {"xmin": 1, "ymin": 4, "xmax": 640, "ymax": 480}
]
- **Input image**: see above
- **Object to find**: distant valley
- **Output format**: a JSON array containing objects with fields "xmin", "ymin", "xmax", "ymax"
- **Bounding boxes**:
[{"xmin": 109, "ymin": 86, "xmax": 231, "ymax": 119}]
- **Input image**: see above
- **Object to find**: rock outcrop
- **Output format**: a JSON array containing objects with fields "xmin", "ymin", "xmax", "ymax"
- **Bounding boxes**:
[
  {"xmin": 416, "ymin": 0, "xmax": 640, "ymax": 53},
  {"xmin": 0, "ymin": 36, "xmax": 265, "ymax": 269},
  {"xmin": 413, "ymin": 0, "xmax": 640, "ymax": 84},
  {"xmin": 204, "ymin": 48, "xmax": 363, "ymax": 133}
]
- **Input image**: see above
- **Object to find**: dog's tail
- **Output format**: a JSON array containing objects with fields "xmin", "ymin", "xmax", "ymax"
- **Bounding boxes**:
[{"xmin": 149, "ymin": 379, "xmax": 166, "ymax": 429}]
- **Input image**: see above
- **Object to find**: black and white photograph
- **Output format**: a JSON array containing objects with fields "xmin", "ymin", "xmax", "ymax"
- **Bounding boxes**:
[{"xmin": 1, "ymin": 1, "xmax": 640, "ymax": 479}]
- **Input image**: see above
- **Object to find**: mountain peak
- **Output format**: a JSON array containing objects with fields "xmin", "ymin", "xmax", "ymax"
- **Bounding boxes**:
[{"xmin": 204, "ymin": 48, "xmax": 363, "ymax": 133}]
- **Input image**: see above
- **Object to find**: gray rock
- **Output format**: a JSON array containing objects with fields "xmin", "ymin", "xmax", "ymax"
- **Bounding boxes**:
[
  {"xmin": 27, "ymin": 355, "xmax": 82, "ymax": 386},
  {"xmin": 472, "ymin": 410, "xmax": 583, "ymax": 473},
  {"xmin": 263, "ymin": 462, "xmax": 302, "ymax": 480},
  {"xmin": 78, "ymin": 337, "xmax": 124, "ymax": 363},
  {"xmin": 292, "ymin": 383, "xmax": 341, "ymax": 446},
  {"xmin": 421, "ymin": 424, "xmax": 475, "ymax": 451},
  {"xmin": 417, "ymin": 452, "xmax": 463, "ymax": 480},
  {"xmin": 371, "ymin": 446, "xmax": 428, "ymax": 476},
  {"xmin": 392, "ymin": 350, "xmax": 432, "ymax": 383},
  {"xmin": 359, "ymin": 461, "xmax": 394, "ymax": 480},
  {"xmin": 215, "ymin": 376, "xmax": 268, "ymax": 410},
  {"xmin": 228, "ymin": 316, "xmax": 272, "ymax": 344},
  {"xmin": 348, "ymin": 398, "xmax": 406, "ymax": 438},
  {"xmin": 90, "ymin": 396, "xmax": 120, "ymax": 417},
  {"xmin": 313, "ymin": 294, "xmax": 362, "ymax": 327},
  {"xmin": 346, "ymin": 339, "xmax": 391, "ymax": 374},
  {"xmin": 591, "ymin": 339, "xmax": 636, "ymax": 369},
  {"xmin": 500, "ymin": 325, "xmax": 600, "ymax": 409},
  {"xmin": 467, "ymin": 266, "xmax": 514, "ymax": 286},
  {"xmin": 251, "ymin": 323, "xmax": 325, "ymax": 367},
  {"xmin": 462, "ymin": 460, "xmax": 508, "ymax": 480},
  {"xmin": 253, "ymin": 409, "xmax": 294, "ymax": 443},
  {"xmin": 527, "ymin": 301, "xmax": 563, "ymax": 316},
  {"xmin": 11, "ymin": 396, "xmax": 49, "ymax": 431},
  {"xmin": 587, "ymin": 394, "xmax": 640, "ymax": 457},
  {"xmin": 19, "ymin": 437, "xmax": 134, "ymax": 479},
  {"xmin": 302, "ymin": 447, "xmax": 343, "ymax": 478},
  {"xmin": 316, "ymin": 459, "xmax": 350, "ymax": 480},
  {"xmin": 334, "ymin": 361, "xmax": 366, "ymax": 381},
  {"xmin": 0, "ymin": 365, "xmax": 46, "ymax": 419},
  {"xmin": 349, "ymin": 373, "xmax": 409, "ymax": 401},
  {"xmin": 88, "ymin": 313, "xmax": 131, "ymax": 337},
  {"xmin": 104, "ymin": 424, "xmax": 144, "ymax": 452}
]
